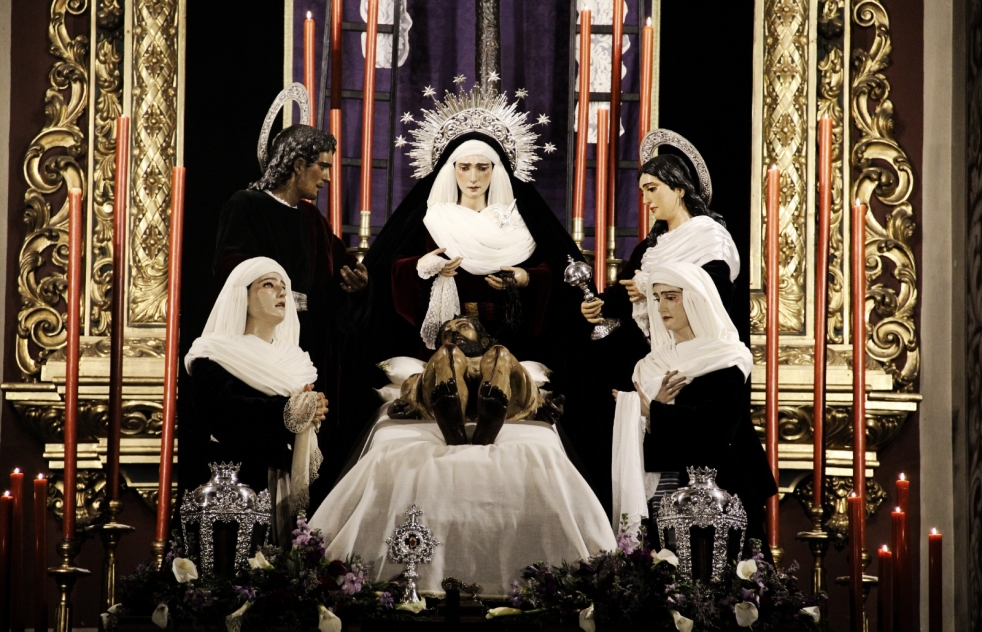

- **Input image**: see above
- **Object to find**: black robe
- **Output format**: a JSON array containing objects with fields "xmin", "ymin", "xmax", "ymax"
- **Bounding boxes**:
[
  {"xmin": 643, "ymin": 365, "xmax": 777, "ymax": 550},
  {"xmin": 212, "ymin": 189, "xmax": 368, "ymax": 504},
  {"xmin": 189, "ymin": 358, "xmax": 293, "ymax": 494}
]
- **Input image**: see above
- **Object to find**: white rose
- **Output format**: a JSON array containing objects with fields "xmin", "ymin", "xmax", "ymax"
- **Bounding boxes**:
[
  {"xmin": 671, "ymin": 610, "xmax": 693, "ymax": 632},
  {"xmin": 172, "ymin": 558, "xmax": 198, "ymax": 584},
  {"xmin": 734, "ymin": 601, "xmax": 759, "ymax": 627},
  {"xmin": 151, "ymin": 604, "xmax": 169, "ymax": 629},
  {"xmin": 317, "ymin": 604, "xmax": 342, "ymax": 632},
  {"xmin": 652, "ymin": 549, "xmax": 679, "ymax": 567},
  {"xmin": 578, "ymin": 604, "xmax": 595, "ymax": 632},
  {"xmin": 800, "ymin": 606, "xmax": 821, "ymax": 622},
  {"xmin": 736, "ymin": 559, "xmax": 758, "ymax": 581},
  {"xmin": 485, "ymin": 607, "xmax": 523, "ymax": 619},
  {"xmin": 395, "ymin": 598, "xmax": 427, "ymax": 614},
  {"xmin": 100, "ymin": 604, "xmax": 121, "ymax": 630},
  {"xmin": 247, "ymin": 551, "xmax": 274, "ymax": 571}
]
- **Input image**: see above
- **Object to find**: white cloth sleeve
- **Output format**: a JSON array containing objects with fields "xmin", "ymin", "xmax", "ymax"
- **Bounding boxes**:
[
  {"xmin": 631, "ymin": 269, "xmax": 651, "ymax": 338},
  {"xmin": 417, "ymin": 252, "xmax": 461, "ymax": 349},
  {"xmin": 611, "ymin": 391, "xmax": 649, "ymax": 536}
]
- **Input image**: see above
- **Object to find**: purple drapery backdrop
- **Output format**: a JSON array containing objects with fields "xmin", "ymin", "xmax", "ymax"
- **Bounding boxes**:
[{"xmin": 291, "ymin": 0, "xmax": 646, "ymax": 259}]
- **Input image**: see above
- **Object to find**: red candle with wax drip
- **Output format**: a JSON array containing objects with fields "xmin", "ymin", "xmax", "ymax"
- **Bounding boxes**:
[
  {"xmin": 594, "ymin": 108, "xmax": 610, "ymax": 292},
  {"xmin": 64, "ymin": 188, "xmax": 83, "ymax": 541},
  {"xmin": 329, "ymin": 108, "xmax": 344, "ymax": 239},
  {"xmin": 156, "ymin": 168, "xmax": 185, "ymax": 544},
  {"xmin": 33, "ymin": 474, "xmax": 47, "ymax": 632},
  {"xmin": 606, "ymin": 0, "xmax": 624, "ymax": 232},
  {"xmin": 9, "ymin": 468, "xmax": 23, "ymax": 631},
  {"xmin": 848, "ymin": 493, "xmax": 864, "ymax": 632},
  {"xmin": 765, "ymin": 165, "xmax": 781, "ymax": 552},
  {"xmin": 572, "ymin": 9, "xmax": 591, "ymax": 234},
  {"xmin": 359, "ymin": 0, "xmax": 379, "ymax": 222},
  {"xmin": 878, "ymin": 544, "xmax": 893, "ymax": 632},
  {"xmin": 928, "ymin": 528, "xmax": 942, "ymax": 632},
  {"xmin": 638, "ymin": 16, "xmax": 654, "ymax": 241},
  {"xmin": 304, "ymin": 11, "xmax": 317, "ymax": 126},
  {"xmin": 0, "ymin": 492, "xmax": 12, "ymax": 630},
  {"xmin": 109, "ymin": 115, "xmax": 130, "ymax": 505},
  {"xmin": 851, "ymin": 199, "xmax": 868, "ymax": 549},
  {"xmin": 814, "ymin": 115, "xmax": 832, "ymax": 511}
]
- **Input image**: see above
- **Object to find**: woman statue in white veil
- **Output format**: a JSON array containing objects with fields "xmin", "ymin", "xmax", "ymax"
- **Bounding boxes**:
[{"xmin": 185, "ymin": 257, "xmax": 327, "ymax": 541}]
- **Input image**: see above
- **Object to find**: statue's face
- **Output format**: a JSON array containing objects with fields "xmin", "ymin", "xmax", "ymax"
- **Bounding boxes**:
[
  {"xmin": 454, "ymin": 155, "xmax": 493, "ymax": 206},
  {"xmin": 639, "ymin": 174, "xmax": 685, "ymax": 223},
  {"xmin": 246, "ymin": 272, "xmax": 288, "ymax": 329},
  {"xmin": 651, "ymin": 283, "xmax": 690, "ymax": 334},
  {"xmin": 439, "ymin": 317, "xmax": 490, "ymax": 357},
  {"xmin": 294, "ymin": 151, "xmax": 334, "ymax": 200}
]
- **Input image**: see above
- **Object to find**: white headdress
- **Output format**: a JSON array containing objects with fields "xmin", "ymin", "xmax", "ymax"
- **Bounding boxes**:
[
  {"xmin": 406, "ymin": 85, "xmax": 542, "ymax": 182},
  {"xmin": 633, "ymin": 262, "xmax": 752, "ymax": 396}
]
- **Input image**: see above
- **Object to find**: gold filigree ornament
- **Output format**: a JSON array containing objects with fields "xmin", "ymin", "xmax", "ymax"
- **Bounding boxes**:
[{"xmin": 850, "ymin": 0, "xmax": 919, "ymax": 390}]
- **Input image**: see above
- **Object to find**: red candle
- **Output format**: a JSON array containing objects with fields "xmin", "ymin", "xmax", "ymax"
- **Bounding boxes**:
[
  {"xmin": 109, "ymin": 115, "xmax": 130, "ymax": 505},
  {"xmin": 330, "ymin": 0, "xmax": 343, "ymax": 110},
  {"xmin": 9, "ymin": 469, "xmax": 23, "ymax": 631},
  {"xmin": 765, "ymin": 165, "xmax": 781, "ymax": 551},
  {"xmin": 814, "ymin": 115, "xmax": 832, "ymax": 511},
  {"xmin": 606, "ymin": 0, "xmax": 624, "ymax": 229},
  {"xmin": 637, "ymin": 16, "xmax": 654, "ymax": 241},
  {"xmin": 572, "ymin": 9, "xmax": 591, "ymax": 231},
  {"xmin": 928, "ymin": 529, "xmax": 942, "ymax": 632},
  {"xmin": 329, "ymin": 108, "xmax": 344, "ymax": 239},
  {"xmin": 359, "ymin": 0, "xmax": 379, "ymax": 221},
  {"xmin": 851, "ymin": 199, "xmax": 867, "ymax": 548},
  {"xmin": 64, "ymin": 187, "xmax": 83, "ymax": 540},
  {"xmin": 33, "ymin": 475, "xmax": 47, "ymax": 632},
  {"xmin": 156, "ymin": 168, "xmax": 185, "ymax": 543},
  {"xmin": 878, "ymin": 545, "xmax": 893, "ymax": 632},
  {"xmin": 304, "ymin": 12, "xmax": 317, "ymax": 126},
  {"xmin": 848, "ymin": 493, "xmax": 864, "ymax": 632},
  {"xmin": 896, "ymin": 473, "xmax": 909, "ymax": 517},
  {"xmin": 0, "ymin": 492, "xmax": 12, "ymax": 630},
  {"xmin": 891, "ymin": 507, "xmax": 907, "ymax": 631},
  {"xmin": 594, "ymin": 108, "xmax": 610, "ymax": 292}
]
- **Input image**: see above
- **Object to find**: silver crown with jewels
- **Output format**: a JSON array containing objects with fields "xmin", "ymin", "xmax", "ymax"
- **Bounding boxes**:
[{"xmin": 404, "ymin": 79, "xmax": 544, "ymax": 182}]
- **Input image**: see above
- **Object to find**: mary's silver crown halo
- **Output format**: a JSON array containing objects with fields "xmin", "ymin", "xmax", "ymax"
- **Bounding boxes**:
[{"xmin": 405, "ymin": 82, "xmax": 543, "ymax": 182}]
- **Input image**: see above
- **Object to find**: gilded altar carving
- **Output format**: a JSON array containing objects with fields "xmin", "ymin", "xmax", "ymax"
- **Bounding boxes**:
[
  {"xmin": 850, "ymin": 0, "xmax": 919, "ymax": 391},
  {"xmin": 817, "ymin": 0, "xmax": 846, "ymax": 343},
  {"xmin": 750, "ymin": 0, "xmax": 809, "ymax": 334},
  {"xmin": 15, "ymin": 0, "xmax": 91, "ymax": 380},
  {"xmin": 751, "ymin": 405, "xmax": 907, "ymax": 452},
  {"xmin": 129, "ymin": 0, "xmax": 180, "ymax": 325},
  {"xmin": 793, "ymin": 475, "xmax": 886, "ymax": 545},
  {"xmin": 13, "ymin": 400, "xmax": 165, "ymax": 445},
  {"xmin": 48, "ymin": 470, "xmax": 108, "ymax": 527}
]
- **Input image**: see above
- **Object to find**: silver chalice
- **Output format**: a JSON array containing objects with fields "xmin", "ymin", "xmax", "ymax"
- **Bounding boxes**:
[{"xmin": 564, "ymin": 256, "xmax": 621, "ymax": 340}]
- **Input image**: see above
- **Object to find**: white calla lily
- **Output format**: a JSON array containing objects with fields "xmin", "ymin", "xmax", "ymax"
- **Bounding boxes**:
[
  {"xmin": 652, "ymin": 549, "xmax": 679, "ymax": 567},
  {"xmin": 734, "ymin": 601, "xmax": 759, "ymax": 627},
  {"xmin": 801, "ymin": 606, "xmax": 821, "ymax": 622},
  {"xmin": 225, "ymin": 601, "xmax": 253, "ymax": 632},
  {"xmin": 578, "ymin": 604, "xmax": 596, "ymax": 632},
  {"xmin": 671, "ymin": 609, "xmax": 694, "ymax": 632},
  {"xmin": 172, "ymin": 558, "xmax": 198, "ymax": 583},
  {"xmin": 248, "ymin": 551, "xmax": 274, "ymax": 571},
  {"xmin": 736, "ymin": 559, "xmax": 758, "ymax": 581},
  {"xmin": 485, "ymin": 607, "xmax": 523, "ymax": 618},
  {"xmin": 317, "ymin": 604, "xmax": 342, "ymax": 632},
  {"xmin": 151, "ymin": 604, "xmax": 169, "ymax": 629}
]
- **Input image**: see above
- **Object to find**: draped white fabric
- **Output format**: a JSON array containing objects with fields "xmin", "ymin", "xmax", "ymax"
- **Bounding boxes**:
[
  {"xmin": 632, "ymin": 262, "xmax": 752, "ymax": 397},
  {"xmin": 310, "ymin": 416, "xmax": 616, "ymax": 597},
  {"xmin": 631, "ymin": 216, "xmax": 740, "ymax": 335},
  {"xmin": 422, "ymin": 202, "xmax": 536, "ymax": 276},
  {"xmin": 611, "ymin": 391, "xmax": 648, "ymax": 535},
  {"xmin": 184, "ymin": 257, "xmax": 320, "ymax": 526}
]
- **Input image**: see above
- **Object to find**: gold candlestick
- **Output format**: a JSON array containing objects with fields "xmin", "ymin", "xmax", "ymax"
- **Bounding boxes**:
[
  {"xmin": 95, "ymin": 499, "xmax": 134, "ymax": 611},
  {"xmin": 49, "ymin": 538, "xmax": 89, "ymax": 632},
  {"xmin": 796, "ymin": 503, "xmax": 830, "ymax": 593},
  {"xmin": 836, "ymin": 549, "xmax": 877, "ymax": 632}
]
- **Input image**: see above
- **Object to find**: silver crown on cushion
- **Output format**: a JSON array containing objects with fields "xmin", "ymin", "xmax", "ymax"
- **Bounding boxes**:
[{"xmin": 406, "ymin": 83, "xmax": 542, "ymax": 182}]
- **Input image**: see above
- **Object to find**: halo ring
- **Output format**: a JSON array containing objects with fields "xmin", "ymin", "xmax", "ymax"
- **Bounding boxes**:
[
  {"xmin": 257, "ymin": 83, "xmax": 312, "ymax": 172},
  {"xmin": 639, "ymin": 129, "xmax": 713, "ymax": 205}
]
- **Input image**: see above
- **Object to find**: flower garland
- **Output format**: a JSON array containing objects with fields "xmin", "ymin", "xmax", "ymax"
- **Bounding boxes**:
[{"xmin": 107, "ymin": 518, "xmax": 824, "ymax": 632}]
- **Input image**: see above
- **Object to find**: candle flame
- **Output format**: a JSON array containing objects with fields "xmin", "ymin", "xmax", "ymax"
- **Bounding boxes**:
[
  {"xmin": 896, "ymin": 506, "xmax": 902, "ymax": 513},
  {"xmin": 2, "ymin": 491, "xmax": 8, "ymax": 497},
  {"xmin": 849, "ymin": 491, "xmax": 857, "ymax": 498},
  {"xmin": 931, "ymin": 527, "xmax": 938, "ymax": 535},
  {"xmin": 37, "ymin": 473, "xmax": 44, "ymax": 480},
  {"xmin": 882, "ymin": 544, "xmax": 889, "ymax": 552},
  {"xmin": 768, "ymin": 164, "xmax": 779, "ymax": 172},
  {"xmin": 13, "ymin": 468, "xmax": 19, "ymax": 474},
  {"xmin": 646, "ymin": 16, "xmax": 652, "ymax": 26},
  {"xmin": 307, "ymin": 11, "xmax": 312, "ymax": 19},
  {"xmin": 855, "ymin": 198, "xmax": 862, "ymax": 207},
  {"xmin": 899, "ymin": 472, "xmax": 906, "ymax": 481}
]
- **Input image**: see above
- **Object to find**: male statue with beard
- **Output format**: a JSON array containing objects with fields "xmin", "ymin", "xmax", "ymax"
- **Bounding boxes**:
[{"xmin": 391, "ymin": 317, "xmax": 563, "ymax": 445}]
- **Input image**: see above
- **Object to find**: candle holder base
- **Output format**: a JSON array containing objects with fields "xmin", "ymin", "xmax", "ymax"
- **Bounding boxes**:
[
  {"xmin": 590, "ymin": 318, "xmax": 621, "ymax": 340},
  {"xmin": 835, "ymin": 572, "xmax": 878, "ymax": 632},
  {"xmin": 150, "ymin": 538, "xmax": 167, "ymax": 571},
  {"xmin": 92, "ymin": 513, "xmax": 135, "ymax": 612},
  {"xmin": 795, "ymin": 529, "xmax": 830, "ymax": 593},
  {"xmin": 769, "ymin": 544, "xmax": 785, "ymax": 567},
  {"xmin": 49, "ymin": 560, "xmax": 90, "ymax": 632}
]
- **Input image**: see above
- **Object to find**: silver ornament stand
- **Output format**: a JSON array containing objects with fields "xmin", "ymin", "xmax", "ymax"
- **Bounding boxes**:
[
  {"xmin": 564, "ymin": 256, "xmax": 621, "ymax": 340},
  {"xmin": 385, "ymin": 505, "xmax": 440, "ymax": 604}
]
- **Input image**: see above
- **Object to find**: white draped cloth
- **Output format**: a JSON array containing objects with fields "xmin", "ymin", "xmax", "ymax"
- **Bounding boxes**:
[
  {"xmin": 185, "ymin": 257, "xmax": 321, "ymax": 531},
  {"xmin": 310, "ymin": 412, "xmax": 616, "ymax": 597},
  {"xmin": 631, "ymin": 215, "xmax": 740, "ymax": 336},
  {"xmin": 416, "ymin": 140, "xmax": 537, "ymax": 348},
  {"xmin": 612, "ymin": 263, "xmax": 752, "ymax": 536}
]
